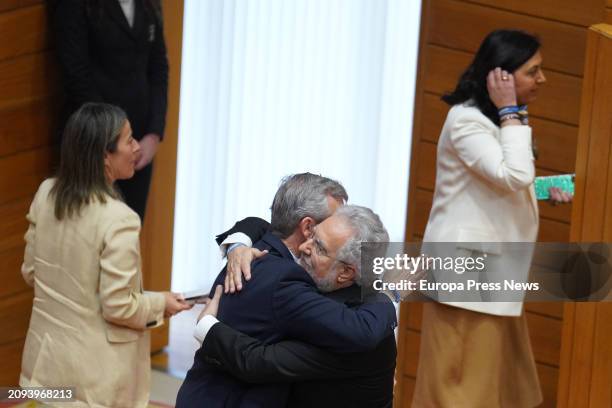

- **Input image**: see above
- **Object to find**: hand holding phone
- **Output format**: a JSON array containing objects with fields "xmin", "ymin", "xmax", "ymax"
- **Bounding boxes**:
[
  {"xmin": 182, "ymin": 289, "xmax": 210, "ymax": 305},
  {"xmin": 534, "ymin": 174, "xmax": 575, "ymax": 200}
]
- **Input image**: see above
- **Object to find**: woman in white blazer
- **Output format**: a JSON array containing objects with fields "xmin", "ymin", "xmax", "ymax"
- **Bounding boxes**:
[
  {"xmin": 412, "ymin": 30, "xmax": 570, "ymax": 408},
  {"xmin": 20, "ymin": 103, "xmax": 191, "ymax": 407}
]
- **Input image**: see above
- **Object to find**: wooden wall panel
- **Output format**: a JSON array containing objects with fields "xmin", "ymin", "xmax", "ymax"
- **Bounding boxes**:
[
  {"xmin": 0, "ymin": 291, "xmax": 32, "ymax": 346},
  {"xmin": 419, "ymin": 92, "xmax": 447, "ymax": 143},
  {"xmin": 396, "ymin": 1, "xmax": 609, "ymax": 406},
  {"xmin": 429, "ymin": 0, "xmax": 587, "ymax": 75},
  {"xmin": 526, "ymin": 302, "xmax": 564, "ymax": 319},
  {"xmin": 0, "ymin": 340, "xmax": 26, "ymax": 386},
  {"xmin": 0, "ymin": 3, "xmax": 49, "ymax": 62},
  {"xmin": 0, "ymin": 52, "xmax": 58, "ymax": 110},
  {"xmin": 530, "ymin": 118, "xmax": 577, "ymax": 172},
  {"xmin": 536, "ymin": 363, "xmax": 562, "ymax": 408},
  {"xmin": 558, "ymin": 24, "xmax": 612, "ymax": 408},
  {"xmin": 399, "ymin": 377, "xmax": 416, "ymax": 408},
  {"xmin": 0, "ymin": 147, "xmax": 54, "ymax": 205},
  {"xmin": 0, "ymin": 0, "xmax": 41, "ymax": 13},
  {"xmin": 0, "ymin": 100, "xmax": 57, "ymax": 157},
  {"xmin": 468, "ymin": 0, "xmax": 605, "ymax": 27},
  {"xmin": 412, "ymin": 188, "xmax": 432, "ymax": 236},
  {"xmin": 526, "ymin": 312, "xmax": 562, "ymax": 366},
  {"xmin": 0, "ymin": 198, "xmax": 32, "ymax": 254},
  {"xmin": 415, "ymin": 141, "xmax": 436, "ymax": 190},
  {"xmin": 538, "ymin": 218, "xmax": 570, "ymax": 242},
  {"xmin": 0, "ymin": 0, "xmax": 57, "ymax": 386},
  {"xmin": 0, "ymin": 246, "xmax": 31, "ymax": 298}
]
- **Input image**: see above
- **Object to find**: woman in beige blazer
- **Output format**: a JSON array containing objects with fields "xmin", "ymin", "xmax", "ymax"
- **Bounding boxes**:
[
  {"xmin": 413, "ymin": 30, "xmax": 570, "ymax": 408},
  {"xmin": 19, "ymin": 103, "xmax": 190, "ymax": 407}
]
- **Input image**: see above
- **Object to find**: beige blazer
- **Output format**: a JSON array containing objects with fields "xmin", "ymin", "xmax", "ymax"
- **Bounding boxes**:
[
  {"xmin": 19, "ymin": 179, "xmax": 165, "ymax": 408},
  {"xmin": 422, "ymin": 103, "xmax": 539, "ymax": 316}
]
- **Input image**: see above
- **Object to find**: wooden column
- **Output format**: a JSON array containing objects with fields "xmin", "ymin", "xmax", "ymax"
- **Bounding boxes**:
[
  {"xmin": 557, "ymin": 23, "xmax": 612, "ymax": 408},
  {"xmin": 141, "ymin": 0, "xmax": 184, "ymax": 353}
]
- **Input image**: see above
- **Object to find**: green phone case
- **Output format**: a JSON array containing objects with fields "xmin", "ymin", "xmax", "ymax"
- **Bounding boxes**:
[{"xmin": 534, "ymin": 174, "xmax": 575, "ymax": 200}]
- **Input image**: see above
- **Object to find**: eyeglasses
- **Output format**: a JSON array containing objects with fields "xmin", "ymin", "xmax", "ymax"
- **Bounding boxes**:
[{"xmin": 310, "ymin": 226, "xmax": 350, "ymax": 266}]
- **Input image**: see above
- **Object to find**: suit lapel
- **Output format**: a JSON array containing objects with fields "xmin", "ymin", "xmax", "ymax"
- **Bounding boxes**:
[{"xmin": 106, "ymin": 0, "xmax": 136, "ymax": 39}]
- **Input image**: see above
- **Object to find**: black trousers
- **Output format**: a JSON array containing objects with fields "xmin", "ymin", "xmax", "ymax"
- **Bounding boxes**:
[{"xmin": 116, "ymin": 162, "xmax": 153, "ymax": 222}]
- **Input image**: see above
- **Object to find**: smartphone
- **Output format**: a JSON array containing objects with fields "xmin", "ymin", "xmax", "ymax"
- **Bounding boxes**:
[
  {"xmin": 534, "ymin": 174, "xmax": 575, "ymax": 200},
  {"xmin": 182, "ymin": 289, "xmax": 210, "ymax": 305}
]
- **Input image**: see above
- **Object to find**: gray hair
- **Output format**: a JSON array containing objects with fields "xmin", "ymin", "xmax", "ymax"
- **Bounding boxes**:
[
  {"xmin": 270, "ymin": 173, "xmax": 348, "ymax": 238},
  {"xmin": 334, "ymin": 205, "xmax": 389, "ymax": 285}
]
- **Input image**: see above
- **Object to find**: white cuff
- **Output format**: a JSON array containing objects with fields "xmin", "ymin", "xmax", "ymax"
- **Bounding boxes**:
[
  {"xmin": 219, "ymin": 232, "xmax": 253, "ymax": 257},
  {"xmin": 194, "ymin": 315, "xmax": 220, "ymax": 344}
]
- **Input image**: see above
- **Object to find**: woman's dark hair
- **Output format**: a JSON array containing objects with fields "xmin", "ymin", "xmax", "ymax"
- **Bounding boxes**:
[
  {"xmin": 442, "ymin": 29, "xmax": 541, "ymax": 125},
  {"xmin": 50, "ymin": 103, "xmax": 127, "ymax": 220}
]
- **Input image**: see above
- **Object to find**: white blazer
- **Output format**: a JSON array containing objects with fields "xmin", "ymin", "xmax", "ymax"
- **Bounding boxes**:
[{"xmin": 422, "ymin": 103, "xmax": 539, "ymax": 316}]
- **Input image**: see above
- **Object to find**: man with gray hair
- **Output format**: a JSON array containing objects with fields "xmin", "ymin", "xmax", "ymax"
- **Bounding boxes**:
[
  {"xmin": 177, "ymin": 176, "xmax": 397, "ymax": 408},
  {"xmin": 215, "ymin": 172, "xmax": 348, "ymax": 293},
  {"xmin": 298, "ymin": 205, "xmax": 389, "ymax": 293},
  {"xmin": 270, "ymin": 172, "xmax": 348, "ymax": 238}
]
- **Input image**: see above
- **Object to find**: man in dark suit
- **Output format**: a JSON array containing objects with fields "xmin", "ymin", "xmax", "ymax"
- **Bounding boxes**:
[
  {"xmin": 192, "ymin": 274, "xmax": 397, "ymax": 408},
  {"xmin": 176, "ymin": 174, "xmax": 396, "ymax": 408},
  {"xmin": 54, "ymin": 0, "xmax": 168, "ymax": 220},
  {"xmin": 206, "ymin": 213, "xmax": 398, "ymax": 408}
]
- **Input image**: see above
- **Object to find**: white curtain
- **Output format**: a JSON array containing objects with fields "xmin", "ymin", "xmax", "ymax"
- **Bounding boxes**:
[{"xmin": 172, "ymin": 0, "xmax": 421, "ymax": 292}]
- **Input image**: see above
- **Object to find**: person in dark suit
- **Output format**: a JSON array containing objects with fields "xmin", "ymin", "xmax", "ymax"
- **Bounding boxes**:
[
  {"xmin": 192, "ymin": 273, "xmax": 396, "ymax": 408},
  {"xmin": 53, "ymin": 0, "xmax": 168, "ymax": 220},
  {"xmin": 176, "ymin": 174, "xmax": 396, "ymax": 408},
  {"xmin": 208, "ymin": 208, "xmax": 399, "ymax": 407}
]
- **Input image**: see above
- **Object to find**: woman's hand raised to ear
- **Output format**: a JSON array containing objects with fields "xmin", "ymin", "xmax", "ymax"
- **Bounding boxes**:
[{"xmin": 487, "ymin": 67, "xmax": 517, "ymax": 109}]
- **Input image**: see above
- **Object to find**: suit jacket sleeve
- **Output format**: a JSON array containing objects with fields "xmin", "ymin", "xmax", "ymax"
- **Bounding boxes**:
[
  {"xmin": 99, "ymin": 212, "xmax": 165, "ymax": 329},
  {"xmin": 273, "ymin": 266, "xmax": 396, "ymax": 353},
  {"xmin": 215, "ymin": 217, "xmax": 271, "ymax": 246},
  {"xmin": 54, "ymin": 0, "xmax": 104, "ymax": 109},
  {"xmin": 146, "ymin": 6, "xmax": 169, "ymax": 138},
  {"xmin": 449, "ymin": 111, "xmax": 534, "ymax": 192},
  {"xmin": 200, "ymin": 322, "xmax": 366, "ymax": 383}
]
